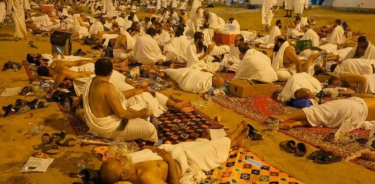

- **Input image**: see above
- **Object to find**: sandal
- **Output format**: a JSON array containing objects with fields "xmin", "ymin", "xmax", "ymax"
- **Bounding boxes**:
[
  {"xmin": 56, "ymin": 137, "xmax": 76, "ymax": 147},
  {"xmin": 246, "ymin": 124, "xmax": 263, "ymax": 140},
  {"xmin": 43, "ymin": 143, "xmax": 59, "ymax": 155},
  {"xmin": 314, "ymin": 151, "xmax": 342, "ymax": 164},
  {"xmin": 41, "ymin": 133, "xmax": 52, "ymax": 145},
  {"xmin": 26, "ymin": 98, "xmax": 38, "ymax": 110},
  {"xmin": 37, "ymin": 102, "xmax": 49, "ymax": 109},
  {"xmin": 19, "ymin": 86, "xmax": 33, "ymax": 96},
  {"xmin": 295, "ymin": 143, "xmax": 307, "ymax": 157},
  {"xmin": 279, "ymin": 140, "xmax": 296, "ymax": 154}
]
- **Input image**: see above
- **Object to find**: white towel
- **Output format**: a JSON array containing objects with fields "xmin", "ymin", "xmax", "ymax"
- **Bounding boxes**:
[
  {"xmin": 300, "ymin": 29, "xmax": 320, "ymax": 47},
  {"xmin": 364, "ymin": 74, "xmax": 375, "ymax": 94},
  {"xmin": 278, "ymin": 72, "xmax": 322, "ymax": 102},
  {"xmin": 272, "ymin": 41, "xmax": 290, "ymax": 71}
]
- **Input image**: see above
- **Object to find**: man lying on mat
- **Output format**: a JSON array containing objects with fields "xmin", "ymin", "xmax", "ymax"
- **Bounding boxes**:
[
  {"xmin": 99, "ymin": 122, "xmax": 249, "ymax": 184},
  {"xmin": 27, "ymin": 53, "xmax": 94, "ymax": 67},
  {"xmin": 82, "ymin": 58, "xmax": 194, "ymax": 142},
  {"xmin": 270, "ymin": 97, "xmax": 375, "ymax": 130}
]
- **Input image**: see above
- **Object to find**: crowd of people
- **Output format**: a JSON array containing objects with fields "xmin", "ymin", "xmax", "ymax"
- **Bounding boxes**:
[{"xmin": 1, "ymin": 0, "xmax": 375, "ymax": 183}]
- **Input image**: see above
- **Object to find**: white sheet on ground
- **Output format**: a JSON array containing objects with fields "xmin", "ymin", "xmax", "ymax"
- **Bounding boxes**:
[{"xmin": 165, "ymin": 68, "xmax": 213, "ymax": 94}]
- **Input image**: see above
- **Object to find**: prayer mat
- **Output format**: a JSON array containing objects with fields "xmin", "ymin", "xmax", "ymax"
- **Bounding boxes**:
[
  {"xmin": 202, "ymin": 148, "xmax": 304, "ymax": 184},
  {"xmin": 352, "ymin": 158, "xmax": 375, "ymax": 172},
  {"xmin": 22, "ymin": 60, "xmax": 39, "ymax": 82}
]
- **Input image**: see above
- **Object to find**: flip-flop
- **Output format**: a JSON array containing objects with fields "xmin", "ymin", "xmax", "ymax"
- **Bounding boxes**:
[
  {"xmin": 43, "ymin": 143, "xmax": 59, "ymax": 155},
  {"xmin": 295, "ymin": 143, "xmax": 307, "ymax": 157},
  {"xmin": 279, "ymin": 140, "xmax": 296, "ymax": 154},
  {"xmin": 313, "ymin": 151, "xmax": 342, "ymax": 164},
  {"xmin": 41, "ymin": 133, "xmax": 52, "ymax": 145},
  {"xmin": 56, "ymin": 137, "xmax": 76, "ymax": 147},
  {"xmin": 52, "ymin": 131, "xmax": 67, "ymax": 142}
]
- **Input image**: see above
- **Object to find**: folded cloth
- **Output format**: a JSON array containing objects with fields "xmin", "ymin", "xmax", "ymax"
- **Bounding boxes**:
[
  {"xmin": 129, "ymin": 137, "xmax": 231, "ymax": 184},
  {"xmin": 165, "ymin": 68, "xmax": 213, "ymax": 94},
  {"xmin": 302, "ymin": 97, "xmax": 368, "ymax": 130},
  {"xmin": 278, "ymin": 72, "xmax": 322, "ymax": 102}
]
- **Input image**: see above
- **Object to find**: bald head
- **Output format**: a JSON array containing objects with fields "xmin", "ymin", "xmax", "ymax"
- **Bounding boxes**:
[
  {"xmin": 99, "ymin": 158, "xmax": 122, "ymax": 184},
  {"xmin": 212, "ymin": 74, "xmax": 225, "ymax": 88},
  {"xmin": 294, "ymin": 88, "xmax": 312, "ymax": 99}
]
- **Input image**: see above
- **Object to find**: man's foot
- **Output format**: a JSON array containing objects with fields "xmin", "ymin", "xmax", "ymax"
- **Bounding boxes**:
[
  {"xmin": 179, "ymin": 106, "xmax": 195, "ymax": 113},
  {"xmin": 175, "ymin": 101, "xmax": 192, "ymax": 109},
  {"xmin": 269, "ymin": 115, "xmax": 288, "ymax": 123},
  {"xmin": 361, "ymin": 151, "xmax": 375, "ymax": 161},
  {"xmin": 279, "ymin": 122, "xmax": 293, "ymax": 130},
  {"xmin": 229, "ymin": 121, "xmax": 248, "ymax": 140},
  {"xmin": 231, "ymin": 129, "xmax": 249, "ymax": 148}
]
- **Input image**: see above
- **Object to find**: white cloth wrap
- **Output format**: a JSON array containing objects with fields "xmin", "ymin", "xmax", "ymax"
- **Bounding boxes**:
[{"xmin": 165, "ymin": 68, "xmax": 213, "ymax": 94}]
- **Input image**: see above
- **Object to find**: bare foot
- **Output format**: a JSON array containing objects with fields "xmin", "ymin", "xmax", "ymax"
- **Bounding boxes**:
[
  {"xmin": 361, "ymin": 151, "xmax": 375, "ymax": 161},
  {"xmin": 229, "ymin": 121, "xmax": 248, "ymax": 140},
  {"xmin": 179, "ymin": 106, "xmax": 195, "ymax": 113},
  {"xmin": 231, "ymin": 129, "xmax": 249, "ymax": 148},
  {"xmin": 270, "ymin": 115, "xmax": 288, "ymax": 123},
  {"xmin": 175, "ymin": 101, "xmax": 191, "ymax": 109},
  {"xmin": 278, "ymin": 122, "xmax": 293, "ymax": 130}
]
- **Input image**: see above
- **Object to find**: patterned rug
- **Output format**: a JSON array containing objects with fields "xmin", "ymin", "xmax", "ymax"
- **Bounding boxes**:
[
  {"xmin": 203, "ymin": 148, "xmax": 303, "ymax": 184},
  {"xmin": 22, "ymin": 60, "xmax": 39, "ymax": 83}
]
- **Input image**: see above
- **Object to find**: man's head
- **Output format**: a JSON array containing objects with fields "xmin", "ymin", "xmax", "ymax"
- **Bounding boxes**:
[
  {"xmin": 234, "ymin": 35, "xmax": 244, "ymax": 47},
  {"xmin": 273, "ymin": 36, "xmax": 286, "ymax": 52},
  {"xmin": 99, "ymin": 155, "xmax": 133, "ymax": 184},
  {"xmin": 334, "ymin": 19, "xmax": 341, "ymax": 27},
  {"xmin": 212, "ymin": 74, "xmax": 225, "ymax": 88},
  {"xmin": 238, "ymin": 43, "xmax": 250, "ymax": 59},
  {"xmin": 27, "ymin": 53, "xmax": 42, "ymax": 66},
  {"xmin": 295, "ymin": 16, "xmax": 301, "ymax": 24},
  {"xmin": 170, "ymin": 8, "xmax": 175, "ymax": 14},
  {"xmin": 228, "ymin": 17, "xmax": 234, "ymax": 24},
  {"xmin": 127, "ymin": 15, "xmax": 134, "ymax": 21},
  {"xmin": 303, "ymin": 25, "xmax": 310, "ymax": 32},
  {"xmin": 155, "ymin": 22, "xmax": 162, "ymax": 33},
  {"xmin": 276, "ymin": 19, "xmax": 282, "ymax": 29},
  {"xmin": 131, "ymin": 22, "xmax": 140, "ymax": 32},
  {"xmin": 95, "ymin": 58, "xmax": 113, "ymax": 77},
  {"xmin": 203, "ymin": 10, "xmax": 209, "ymax": 19},
  {"xmin": 175, "ymin": 26, "xmax": 184, "ymax": 37},
  {"xmin": 294, "ymin": 88, "xmax": 313, "ymax": 99},
  {"xmin": 328, "ymin": 76, "xmax": 342, "ymax": 87},
  {"xmin": 37, "ymin": 66, "xmax": 50, "ymax": 77},
  {"xmin": 358, "ymin": 36, "xmax": 369, "ymax": 50},
  {"xmin": 59, "ymin": 79, "xmax": 73, "ymax": 89},
  {"xmin": 120, "ymin": 13, "xmax": 126, "ymax": 19},
  {"xmin": 145, "ymin": 17, "xmax": 150, "ymax": 24},
  {"xmin": 146, "ymin": 27, "xmax": 157, "ymax": 37},
  {"xmin": 151, "ymin": 17, "xmax": 156, "ymax": 24}
]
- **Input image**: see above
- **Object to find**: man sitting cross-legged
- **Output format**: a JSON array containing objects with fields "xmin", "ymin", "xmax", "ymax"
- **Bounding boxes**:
[
  {"xmin": 83, "ymin": 58, "xmax": 194, "ymax": 142},
  {"xmin": 271, "ymin": 97, "xmax": 375, "ymax": 130},
  {"xmin": 99, "ymin": 122, "xmax": 249, "ymax": 184}
]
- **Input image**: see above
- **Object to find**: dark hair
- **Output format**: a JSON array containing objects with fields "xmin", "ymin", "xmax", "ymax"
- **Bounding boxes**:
[
  {"xmin": 155, "ymin": 22, "xmax": 162, "ymax": 27},
  {"xmin": 295, "ymin": 16, "xmax": 301, "ymax": 21},
  {"xmin": 194, "ymin": 32, "xmax": 204, "ymax": 41},
  {"xmin": 126, "ymin": 27, "xmax": 135, "ymax": 33},
  {"xmin": 151, "ymin": 17, "xmax": 156, "ymax": 23},
  {"xmin": 294, "ymin": 89, "xmax": 309, "ymax": 99},
  {"xmin": 328, "ymin": 76, "xmax": 340, "ymax": 85},
  {"xmin": 203, "ymin": 22, "xmax": 209, "ymax": 29},
  {"xmin": 238, "ymin": 43, "xmax": 250, "ymax": 54},
  {"xmin": 95, "ymin": 58, "xmax": 113, "ymax": 76},
  {"xmin": 228, "ymin": 17, "xmax": 234, "ymax": 22},
  {"xmin": 358, "ymin": 36, "xmax": 367, "ymax": 43},
  {"xmin": 37, "ymin": 66, "xmax": 50, "ymax": 76},
  {"xmin": 276, "ymin": 37, "xmax": 286, "ymax": 44},
  {"xmin": 146, "ymin": 27, "xmax": 157, "ymax": 37},
  {"xmin": 276, "ymin": 19, "xmax": 281, "ymax": 26},
  {"xmin": 335, "ymin": 19, "xmax": 341, "ymax": 25},
  {"xmin": 330, "ymin": 64, "xmax": 338, "ymax": 72},
  {"xmin": 145, "ymin": 17, "xmax": 150, "ymax": 21},
  {"xmin": 236, "ymin": 35, "xmax": 244, "ymax": 42},
  {"xmin": 27, "ymin": 54, "xmax": 33, "ymax": 63},
  {"xmin": 305, "ymin": 25, "xmax": 310, "ymax": 29},
  {"xmin": 128, "ymin": 16, "xmax": 133, "ymax": 21},
  {"xmin": 175, "ymin": 27, "xmax": 184, "ymax": 37}
]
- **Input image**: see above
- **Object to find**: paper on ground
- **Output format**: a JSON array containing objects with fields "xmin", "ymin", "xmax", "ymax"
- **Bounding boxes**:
[
  {"xmin": 21, "ymin": 157, "xmax": 54, "ymax": 173},
  {"xmin": 1, "ymin": 87, "xmax": 22, "ymax": 97}
]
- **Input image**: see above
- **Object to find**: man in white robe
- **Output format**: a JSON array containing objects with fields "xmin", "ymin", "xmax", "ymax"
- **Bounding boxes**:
[
  {"xmin": 221, "ymin": 35, "xmax": 243, "ymax": 72},
  {"xmin": 133, "ymin": 27, "xmax": 167, "ymax": 65},
  {"xmin": 7, "ymin": 0, "xmax": 31, "ymax": 40},
  {"xmin": 284, "ymin": 0, "xmax": 293, "ymax": 17},
  {"xmin": 343, "ymin": 36, "xmax": 375, "ymax": 61},
  {"xmin": 331, "ymin": 59, "xmax": 375, "ymax": 75},
  {"xmin": 224, "ymin": 17, "xmax": 240, "ymax": 33},
  {"xmin": 164, "ymin": 27, "xmax": 191, "ymax": 63},
  {"xmin": 234, "ymin": 43, "xmax": 277, "ymax": 83},
  {"xmin": 294, "ymin": 0, "xmax": 308, "ymax": 16},
  {"xmin": 255, "ymin": 19, "xmax": 282, "ymax": 46},
  {"xmin": 153, "ymin": 22, "xmax": 171, "ymax": 47},
  {"xmin": 171, "ymin": 0, "xmax": 177, "ymax": 8},
  {"xmin": 103, "ymin": 0, "xmax": 116, "ymax": 18},
  {"xmin": 203, "ymin": 11, "xmax": 225, "ymax": 31},
  {"xmin": 300, "ymin": 25, "xmax": 320, "ymax": 47},
  {"xmin": 287, "ymin": 16, "xmax": 304, "ymax": 38},
  {"xmin": 156, "ymin": 0, "xmax": 161, "ymax": 12},
  {"xmin": 161, "ymin": 0, "xmax": 167, "ymax": 8},
  {"xmin": 324, "ymin": 19, "xmax": 345, "ymax": 45},
  {"xmin": 262, "ymin": 0, "xmax": 277, "ymax": 32}
]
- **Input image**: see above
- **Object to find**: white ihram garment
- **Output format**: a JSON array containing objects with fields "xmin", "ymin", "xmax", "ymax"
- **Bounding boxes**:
[
  {"xmin": 165, "ymin": 68, "xmax": 213, "ymax": 94},
  {"xmin": 7, "ymin": 0, "xmax": 31, "ymax": 39}
]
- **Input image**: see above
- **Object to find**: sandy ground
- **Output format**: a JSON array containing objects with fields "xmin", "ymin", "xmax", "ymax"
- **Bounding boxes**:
[{"xmin": 1, "ymin": 6, "xmax": 375, "ymax": 184}]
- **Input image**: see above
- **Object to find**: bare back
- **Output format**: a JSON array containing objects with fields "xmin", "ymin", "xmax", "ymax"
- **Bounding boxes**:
[
  {"xmin": 89, "ymin": 78, "xmax": 117, "ymax": 118},
  {"xmin": 283, "ymin": 46, "xmax": 301, "ymax": 69}
]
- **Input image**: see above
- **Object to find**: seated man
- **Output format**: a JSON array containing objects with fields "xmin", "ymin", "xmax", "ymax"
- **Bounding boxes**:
[
  {"xmin": 153, "ymin": 22, "xmax": 171, "ymax": 48},
  {"xmin": 300, "ymin": 25, "xmax": 320, "ymax": 47},
  {"xmin": 203, "ymin": 10, "xmax": 225, "ymax": 31},
  {"xmin": 234, "ymin": 43, "xmax": 277, "ymax": 83},
  {"xmin": 255, "ymin": 19, "xmax": 282, "ymax": 46},
  {"xmin": 323, "ymin": 19, "xmax": 345, "ymax": 45},
  {"xmin": 99, "ymin": 122, "xmax": 249, "ymax": 184},
  {"xmin": 343, "ymin": 36, "xmax": 375, "ymax": 60},
  {"xmin": 287, "ymin": 16, "xmax": 304, "ymax": 39},
  {"xmin": 278, "ymin": 73, "xmax": 322, "ymax": 102},
  {"xmin": 224, "ymin": 17, "xmax": 240, "ymax": 32},
  {"xmin": 83, "ymin": 58, "xmax": 194, "ymax": 142},
  {"xmin": 72, "ymin": 13, "xmax": 90, "ymax": 41},
  {"xmin": 328, "ymin": 74, "xmax": 375, "ymax": 94},
  {"xmin": 330, "ymin": 59, "xmax": 375, "ymax": 75},
  {"xmin": 164, "ymin": 26, "xmax": 190, "ymax": 63},
  {"xmin": 221, "ymin": 35, "xmax": 243, "ymax": 72},
  {"xmin": 133, "ymin": 28, "xmax": 167, "ymax": 65},
  {"xmin": 271, "ymin": 97, "xmax": 375, "ymax": 130},
  {"xmin": 165, "ymin": 67, "xmax": 226, "ymax": 94},
  {"xmin": 113, "ymin": 28, "xmax": 136, "ymax": 60}
]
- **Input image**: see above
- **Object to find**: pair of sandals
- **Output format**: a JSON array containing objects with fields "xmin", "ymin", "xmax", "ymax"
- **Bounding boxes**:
[
  {"xmin": 41, "ymin": 131, "xmax": 76, "ymax": 155},
  {"xmin": 74, "ymin": 49, "xmax": 86, "ymax": 56},
  {"xmin": 307, "ymin": 149, "xmax": 342, "ymax": 164},
  {"xmin": 247, "ymin": 124, "xmax": 263, "ymax": 141},
  {"xmin": 279, "ymin": 140, "xmax": 307, "ymax": 157},
  {"xmin": 2, "ymin": 60, "xmax": 22, "ymax": 71}
]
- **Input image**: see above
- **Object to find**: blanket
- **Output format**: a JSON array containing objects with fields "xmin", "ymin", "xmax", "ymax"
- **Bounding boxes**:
[
  {"xmin": 343, "ymin": 41, "xmax": 375, "ymax": 60},
  {"xmin": 235, "ymin": 49, "xmax": 277, "ymax": 83},
  {"xmin": 166, "ymin": 68, "xmax": 213, "ymax": 94},
  {"xmin": 278, "ymin": 72, "xmax": 322, "ymax": 102}
]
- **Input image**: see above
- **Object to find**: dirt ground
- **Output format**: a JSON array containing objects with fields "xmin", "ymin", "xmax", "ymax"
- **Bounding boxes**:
[{"xmin": 1, "ymin": 6, "xmax": 375, "ymax": 184}]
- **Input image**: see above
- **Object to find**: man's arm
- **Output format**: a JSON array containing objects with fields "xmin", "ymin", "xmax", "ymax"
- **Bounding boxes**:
[
  {"xmin": 51, "ymin": 71, "xmax": 68, "ymax": 91},
  {"xmin": 341, "ymin": 73, "xmax": 368, "ymax": 93},
  {"xmin": 121, "ymin": 88, "xmax": 148, "ymax": 99},
  {"xmin": 154, "ymin": 149, "xmax": 181, "ymax": 184},
  {"xmin": 285, "ymin": 47, "xmax": 303, "ymax": 73}
]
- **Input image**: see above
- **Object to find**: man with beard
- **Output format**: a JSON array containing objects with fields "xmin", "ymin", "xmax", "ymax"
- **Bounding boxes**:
[
  {"xmin": 164, "ymin": 26, "xmax": 190, "ymax": 63},
  {"xmin": 221, "ymin": 35, "xmax": 244, "ymax": 73},
  {"xmin": 186, "ymin": 32, "xmax": 219, "ymax": 72},
  {"xmin": 153, "ymin": 22, "xmax": 171, "ymax": 48}
]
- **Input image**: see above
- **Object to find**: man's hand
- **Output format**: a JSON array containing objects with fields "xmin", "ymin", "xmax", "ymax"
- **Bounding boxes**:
[
  {"xmin": 155, "ymin": 148, "xmax": 174, "ymax": 163},
  {"xmin": 130, "ymin": 108, "xmax": 150, "ymax": 119},
  {"xmin": 145, "ymin": 87, "xmax": 156, "ymax": 97}
]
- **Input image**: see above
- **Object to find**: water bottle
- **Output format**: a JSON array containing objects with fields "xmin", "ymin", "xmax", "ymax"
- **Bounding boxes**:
[{"xmin": 64, "ymin": 98, "xmax": 71, "ymax": 112}]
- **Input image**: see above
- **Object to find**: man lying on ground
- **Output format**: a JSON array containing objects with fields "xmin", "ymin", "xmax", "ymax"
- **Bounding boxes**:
[
  {"xmin": 328, "ymin": 73, "xmax": 375, "ymax": 94},
  {"xmin": 83, "ymin": 58, "xmax": 194, "ymax": 142},
  {"xmin": 330, "ymin": 58, "xmax": 375, "ymax": 75},
  {"xmin": 271, "ymin": 97, "xmax": 375, "ymax": 130},
  {"xmin": 234, "ymin": 43, "xmax": 277, "ymax": 83},
  {"xmin": 27, "ymin": 53, "xmax": 93, "ymax": 67},
  {"xmin": 343, "ymin": 36, "xmax": 375, "ymax": 60},
  {"xmin": 99, "ymin": 122, "xmax": 249, "ymax": 184}
]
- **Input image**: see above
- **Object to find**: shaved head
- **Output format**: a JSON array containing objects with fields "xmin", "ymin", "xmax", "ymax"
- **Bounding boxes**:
[{"xmin": 99, "ymin": 158, "xmax": 122, "ymax": 184}]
